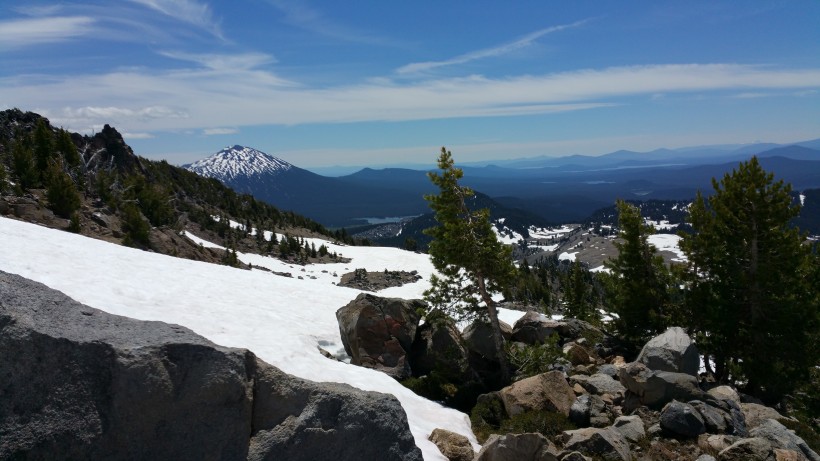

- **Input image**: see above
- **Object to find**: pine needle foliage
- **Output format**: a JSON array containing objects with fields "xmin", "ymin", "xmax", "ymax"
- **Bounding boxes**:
[
  {"xmin": 604, "ymin": 200, "xmax": 675, "ymax": 345},
  {"xmin": 423, "ymin": 147, "xmax": 517, "ymax": 384},
  {"xmin": 681, "ymin": 156, "xmax": 819, "ymax": 402}
]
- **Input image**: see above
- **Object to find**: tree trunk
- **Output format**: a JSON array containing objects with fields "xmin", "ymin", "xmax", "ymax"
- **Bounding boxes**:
[{"xmin": 478, "ymin": 275, "xmax": 511, "ymax": 384}]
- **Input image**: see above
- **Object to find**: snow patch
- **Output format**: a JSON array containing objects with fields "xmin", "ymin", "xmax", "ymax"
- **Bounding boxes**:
[{"xmin": 647, "ymin": 233, "xmax": 686, "ymax": 262}]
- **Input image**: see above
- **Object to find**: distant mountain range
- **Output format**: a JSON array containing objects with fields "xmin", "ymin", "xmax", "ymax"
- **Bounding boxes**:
[
  {"xmin": 184, "ymin": 146, "xmax": 431, "ymax": 227},
  {"xmin": 185, "ymin": 141, "xmax": 820, "ymax": 228}
]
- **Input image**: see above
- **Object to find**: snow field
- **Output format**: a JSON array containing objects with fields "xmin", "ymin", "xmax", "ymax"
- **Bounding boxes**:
[{"xmin": 0, "ymin": 216, "xmax": 510, "ymax": 460}]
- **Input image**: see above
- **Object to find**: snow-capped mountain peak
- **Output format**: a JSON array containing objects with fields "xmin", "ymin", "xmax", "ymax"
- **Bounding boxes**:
[{"xmin": 185, "ymin": 145, "xmax": 293, "ymax": 182}]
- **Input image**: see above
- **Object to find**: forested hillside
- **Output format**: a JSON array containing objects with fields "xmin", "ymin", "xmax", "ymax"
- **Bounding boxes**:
[{"xmin": 0, "ymin": 109, "xmax": 358, "ymax": 265}]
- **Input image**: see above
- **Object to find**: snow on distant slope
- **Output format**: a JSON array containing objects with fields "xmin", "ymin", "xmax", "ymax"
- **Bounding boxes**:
[
  {"xmin": 185, "ymin": 145, "xmax": 292, "ymax": 182},
  {"xmin": 647, "ymin": 233, "xmax": 686, "ymax": 262},
  {"xmin": 0, "ymin": 216, "xmax": 477, "ymax": 460}
]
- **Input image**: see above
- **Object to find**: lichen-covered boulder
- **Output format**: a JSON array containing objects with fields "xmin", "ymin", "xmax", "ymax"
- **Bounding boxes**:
[
  {"xmin": 428, "ymin": 428, "xmax": 475, "ymax": 461},
  {"xmin": 336, "ymin": 293, "xmax": 423, "ymax": 379}
]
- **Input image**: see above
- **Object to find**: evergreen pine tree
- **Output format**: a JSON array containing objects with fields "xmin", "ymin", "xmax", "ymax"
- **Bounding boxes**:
[
  {"xmin": 45, "ymin": 158, "xmax": 81, "ymax": 218},
  {"xmin": 423, "ymin": 147, "xmax": 516, "ymax": 384},
  {"xmin": 33, "ymin": 119, "xmax": 55, "ymax": 184},
  {"xmin": 11, "ymin": 135, "xmax": 37, "ymax": 190},
  {"xmin": 56, "ymin": 129, "xmax": 81, "ymax": 167},
  {"xmin": 564, "ymin": 260, "xmax": 598, "ymax": 323},
  {"xmin": 0, "ymin": 161, "xmax": 7, "ymax": 194},
  {"xmin": 604, "ymin": 200, "xmax": 674, "ymax": 345},
  {"xmin": 681, "ymin": 157, "xmax": 818, "ymax": 401}
]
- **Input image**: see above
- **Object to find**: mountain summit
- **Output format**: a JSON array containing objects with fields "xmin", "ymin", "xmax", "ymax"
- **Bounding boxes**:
[{"xmin": 185, "ymin": 145, "xmax": 293, "ymax": 182}]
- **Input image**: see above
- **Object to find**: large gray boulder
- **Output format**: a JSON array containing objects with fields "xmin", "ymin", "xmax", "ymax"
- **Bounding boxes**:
[
  {"xmin": 463, "ymin": 319, "xmax": 513, "ymax": 387},
  {"xmin": 499, "ymin": 371, "xmax": 576, "ymax": 417},
  {"xmin": 336, "ymin": 293, "xmax": 423, "ymax": 380},
  {"xmin": 708, "ymin": 385, "xmax": 741, "ymax": 405},
  {"xmin": 749, "ymin": 419, "xmax": 820, "ymax": 461},
  {"xmin": 718, "ymin": 437, "xmax": 776, "ymax": 461},
  {"xmin": 569, "ymin": 394, "xmax": 611, "ymax": 428},
  {"xmin": 475, "ymin": 433, "xmax": 559, "ymax": 461},
  {"xmin": 511, "ymin": 310, "xmax": 559, "ymax": 345},
  {"xmin": 561, "ymin": 427, "xmax": 632, "ymax": 461},
  {"xmin": 660, "ymin": 400, "xmax": 706, "ymax": 438},
  {"xmin": 463, "ymin": 318, "xmax": 513, "ymax": 361},
  {"xmin": 570, "ymin": 373, "xmax": 626, "ymax": 398},
  {"xmin": 618, "ymin": 361, "xmax": 708, "ymax": 409},
  {"xmin": 636, "ymin": 326, "xmax": 700, "ymax": 376},
  {"xmin": 741, "ymin": 403, "xmax": 786, "ymax": 430},
  {"xmin": 612, "ymin": 415, "xmax": 646, "ymax": 444},
  {"xmin": 690, "ymin": 400, "xmax": 730, "ymax": 434},
  {"xmin": 0, "ymin": 271, "xmax": 422, "ymax": 461}
]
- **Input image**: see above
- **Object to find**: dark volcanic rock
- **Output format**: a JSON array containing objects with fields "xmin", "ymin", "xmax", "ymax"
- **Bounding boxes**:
[
  {"xmin": 409, "ymin": 311, "xmax": 472, "ymax": 381},
  {"xmin": 618, "ymin": 361, "xmax": 708, "ymax": 409},
  {"xmin": 660, "ymin": 400, "xmax": 706, "ymax": 438},
  {"xmin": 511, "ymin": 310, "xmax": 559, "ymax": 344},
  {"xmin": 336, "ymin": 293, "xmax": 423, "ymax": 380},
  {"xmin": 0, "ymin": 271, "xmax": 422, "ymax": 461}
]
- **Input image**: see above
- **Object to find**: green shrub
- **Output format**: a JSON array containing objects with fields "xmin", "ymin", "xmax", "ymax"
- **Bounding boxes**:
[
  {"xmin": 68, "ymin": 212, "xmax": 81, "ymax": 233},
  {"xmin": 506, "ymin": 334, "xmax": 563, "ymax": 381},
  {"xmin": 401, "ymin": 372, "xmax": 484, "ymax": 412},
  {"xmin": 469, "ymin": 394, "xmax": 506, "ymax": 443},
  {"xmin": 500, "ymin": 409, "xmax": 575, "ymax": 439}
]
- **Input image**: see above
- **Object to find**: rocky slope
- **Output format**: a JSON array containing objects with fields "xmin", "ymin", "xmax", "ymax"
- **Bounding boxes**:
[{"xmin": 335, "ymin": 294, "xmax": 820, "ymax": 461}]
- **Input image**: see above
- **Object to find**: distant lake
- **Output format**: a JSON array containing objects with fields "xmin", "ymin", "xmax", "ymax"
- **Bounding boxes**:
[{"xmin": 359, "ymin": 216, "xmax": 420, "ymax": 224}]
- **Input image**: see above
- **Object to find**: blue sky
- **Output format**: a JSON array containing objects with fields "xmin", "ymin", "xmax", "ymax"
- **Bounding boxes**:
[{"xmin": 2, "ymin": 1, "xmax": 820, "ymax": 169}]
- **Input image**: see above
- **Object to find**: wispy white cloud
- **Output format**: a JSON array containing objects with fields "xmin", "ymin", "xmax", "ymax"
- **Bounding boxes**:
[
  {"xmin": 160, "ymin": 51, "xmax": 279, "ymax": 72},
  {"xmin": 13, "ymin": 5, "xmax": 65, "ymax": 16},
  {"xmin": 733, "ymin": 92, "xmax": 772, "ymax": 98},
  {"xmin": 203, "ymin": 128, "xmax": 238, "ymax": 135},
  {"xmin": 0, "ymin": 16, "xmax": 95, "ymax": 49},
  {"xmin": 128, "ymin": 0, "xmax": 223, "ymax": 38},
  {"xmin": 6, "ymin": 63, "xmax": 820, "ymax": 135},
  {"xmin": 123, "ymin": 132, "xmax": 155, "ymax": 139},
  {"xmin": 397, "ymin": 19, "xmax": 591, "ymax": 75},
  {"xmin": 265, "ymin": 0, "xmax": 395, "ymax": 45}
]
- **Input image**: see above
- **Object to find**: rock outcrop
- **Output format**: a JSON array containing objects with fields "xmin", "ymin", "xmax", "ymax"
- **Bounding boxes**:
[
  {"xmin": 636, "ymin": 326, "xmax": 700, "ymax": 376},
  {"xmin": 0, "ymin": 271, "xmax": 422, "ymax": 460},
  {"xmin": 336, "ymin": 293, "xmax": 423, "ymax": 380}
]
